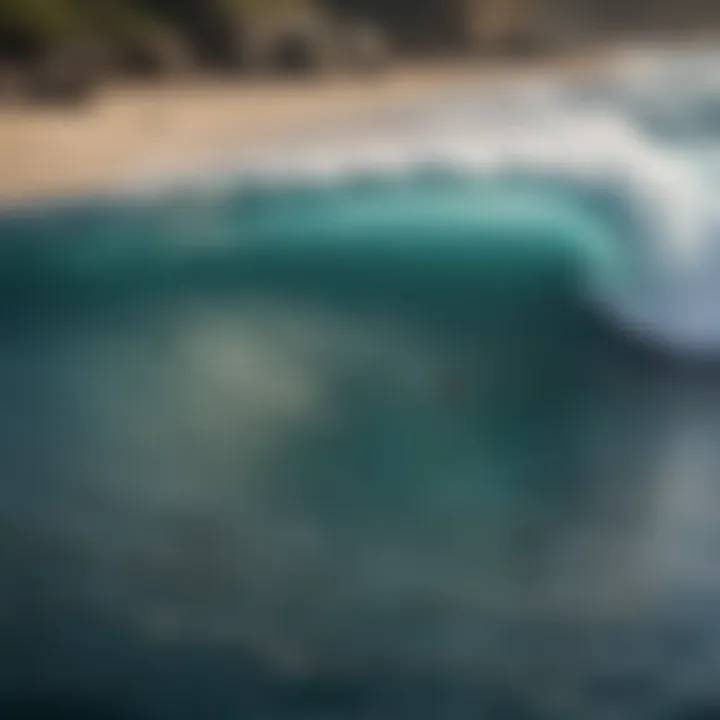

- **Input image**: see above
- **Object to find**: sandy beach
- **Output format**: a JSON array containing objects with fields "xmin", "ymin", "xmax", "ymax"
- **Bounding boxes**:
[
  {"xmin": 0, "ymin": 65, "xmax": 486, "ymax": 204},
  {"xmin": 0, "ymin": 59, "xmax": 604, "ymax": 204}
]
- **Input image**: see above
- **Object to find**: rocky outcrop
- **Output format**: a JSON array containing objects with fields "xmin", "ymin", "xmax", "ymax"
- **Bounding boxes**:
[
  {"xmin": 239, "ymin": 1, "xmax": 335, "ymax": 75},
  {"xmin": 0, "ymin": 63, "xmax": 25, "ymax": 104},
  {"xmin": 461, "ymin": 0, "xmax": 565, "ymax": 58},
  {"xmin": 26, "ymin": 45, "xmax": 99, "ymax": 105},
  {"xmin": 113, "ymin": 27, "xmax": 195, "ymax": 78},
  {"xmin": 339, "ymin": 22, "xmax": 391, "ymax": 73},
  {"xmin": 4, "ymin": 0, "xmax": 720, "ymax": 107}
]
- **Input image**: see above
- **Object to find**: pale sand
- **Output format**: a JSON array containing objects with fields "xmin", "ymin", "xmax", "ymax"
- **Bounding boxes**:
[{"xmin": 0, "ymin": 61, "xmax": 601, "ymax": 204}]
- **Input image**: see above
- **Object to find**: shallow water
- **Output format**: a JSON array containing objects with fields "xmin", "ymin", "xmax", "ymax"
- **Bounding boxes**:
[{"xmin": 4, "ymin": 54, "xmax": 720, "ymax": 720}]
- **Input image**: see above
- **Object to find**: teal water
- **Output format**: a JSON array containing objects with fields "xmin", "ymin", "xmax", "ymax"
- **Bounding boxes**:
[{"xmin": 1, "ymin": 175, "xmax": 719, "ymax": 719}]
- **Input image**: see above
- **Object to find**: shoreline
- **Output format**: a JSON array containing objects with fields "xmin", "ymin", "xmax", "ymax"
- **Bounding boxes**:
[
  {"xmin": 0, "ymin": 59, "xmax": 604, "ymax": 207},
  {"xmin": 0, "ymin": 64, "xmax": 481, "ymax": 206}
]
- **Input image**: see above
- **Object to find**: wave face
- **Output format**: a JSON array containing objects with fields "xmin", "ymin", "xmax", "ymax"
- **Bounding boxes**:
[{"xmin": 5, "ymin": 49, "xmax": 720, "ymax": 720}]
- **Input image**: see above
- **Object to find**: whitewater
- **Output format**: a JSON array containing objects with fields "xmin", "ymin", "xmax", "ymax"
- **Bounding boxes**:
[{"xmin": 114, "ymin": 46, "xmax": 720, "ymax": 358}]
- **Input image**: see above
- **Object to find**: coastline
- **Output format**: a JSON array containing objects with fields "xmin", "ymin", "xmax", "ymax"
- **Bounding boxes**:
[{"xmin": 0, "ymin": 59, "xmax": 603, "ymax": 207}]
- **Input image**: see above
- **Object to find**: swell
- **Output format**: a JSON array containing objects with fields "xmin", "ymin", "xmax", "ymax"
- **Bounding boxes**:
[
  {"xmin": 0, "ymin": 171, "xmax": 714, "ymax": 720},
  {"xmin": 3, "ymin": 52, "xmax": 720, "ymax": 720}
]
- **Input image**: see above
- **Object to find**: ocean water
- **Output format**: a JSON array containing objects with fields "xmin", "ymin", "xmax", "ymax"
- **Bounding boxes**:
[{"xmin": 4, "ymin": 51, "xmax": 720, "ymax": 719}]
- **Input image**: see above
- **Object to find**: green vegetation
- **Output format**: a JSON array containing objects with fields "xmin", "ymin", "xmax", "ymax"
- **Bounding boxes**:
[
  {"xmin": 0, "ymin": 0, "xmax": 165, "ymax": 59},
  {"xmin": 0, "ymin": 0, "xmax": 311, "ymax": 56}
]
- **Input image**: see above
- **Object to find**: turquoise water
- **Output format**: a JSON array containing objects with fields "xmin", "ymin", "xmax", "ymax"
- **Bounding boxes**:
[{"xmin": 1, "ymin": 171, "xmax": 720, "ymax": 720}]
